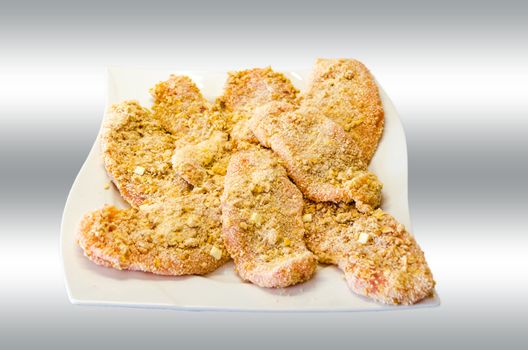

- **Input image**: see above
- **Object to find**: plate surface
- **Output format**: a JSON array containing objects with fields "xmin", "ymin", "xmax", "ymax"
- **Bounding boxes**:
[{"xmin": 61, "ymin": 67, "xmax": 439, "ymax": 311}]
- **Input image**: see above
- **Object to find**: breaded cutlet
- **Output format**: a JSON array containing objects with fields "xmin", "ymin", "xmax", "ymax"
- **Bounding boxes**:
[
  {"xmin": 82, "ymin": 76, "xmax": 234, "ymax": 276},
  {"xmin": 150, "ymin": 75, "xmax": 225, "ymax": 147},
  {"xmin": 249, "ymin": 101, "xmax": 382, "ymax": 213},
  {"xmin": 221, "ymin": 149, "xmax": 317, "ymax": 288},
  {"xmin": 172, "ymin": 131, "xmax": 232, "ymax": 191},
  {"xmin": 78, "ymin": 192, "xmax": 229, "ymax": 276},
  {"xmin": 101, "ymin": 100, "xmax": 191, "ymax": 207},
  {"xmin": 216, "ymin": 67, "xmax": 299, "ymax": 144},
  {"xmin": 303, "ymin": 202, "xmax": 435, "ymax": 305},
  {"xmin": 302, "ymin": 59, "xmax": 384, "ymax": 164}
]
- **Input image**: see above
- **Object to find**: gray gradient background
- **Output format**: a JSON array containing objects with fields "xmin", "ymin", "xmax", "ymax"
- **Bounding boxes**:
[{"xmin": 1, "ymin": 0, "xmax": 527, "ymax": 349}]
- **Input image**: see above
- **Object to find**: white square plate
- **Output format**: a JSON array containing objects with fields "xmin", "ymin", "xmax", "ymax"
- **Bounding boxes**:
[{"xmin": 61, "ymin": 67, "xmax": 439, "ymax": 311}]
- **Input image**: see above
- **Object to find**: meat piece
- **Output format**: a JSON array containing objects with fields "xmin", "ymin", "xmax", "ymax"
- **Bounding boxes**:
[
  {"xmin": 221, "ymin": 149, "xmax": 317, "ymax": 288},
  {"xmin": 303, "ymin": 202, "xmax": 435, "ymax": 305},
  {"xmin": 216, "ymin": 67, "xmax": 299, "ymax": 144},
  {"xmin": 172, "ymin": 131, "xmax": 231, "ymax": 190},
  {"xmin": 249, "ymin": 101, "xmax": 382, "ymax": 213},
  {"xmin": 151, "ymin": 75, "xmax": 211, "ymax": 145},
  {"xmin": 302, "ymin": 59, "xmax": 384, "ymax": 164},
  {"xmin": 101, "ymin": 100, "xmax": 190, "ymax": 207},
  {"xmin": 78, "ymin": 192, "xmax": 229, "ymax": 276}
]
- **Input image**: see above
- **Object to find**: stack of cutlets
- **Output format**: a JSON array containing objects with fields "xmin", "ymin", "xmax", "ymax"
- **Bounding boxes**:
[{"xmin": 78, "ymin": 59, "xmax": 435, "ymax": 305}]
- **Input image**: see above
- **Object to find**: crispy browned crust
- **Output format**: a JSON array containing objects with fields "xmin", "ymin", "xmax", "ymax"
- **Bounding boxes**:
[
  {"xmin": 216, "ymin": 67, "xmax": 299, "ymax": 144},
  {"xmin": 304, "ymin": 203, "xmax": 435, "ymax": 305},
  {"xmin": 221, "ymin": 149, "xmax": 317, "ymax": 288},
  {"xmin": 78, "ymin": 193, "xmax": 230, "ymax": 276},
  {"xmin": 101, "ymin": 100, "xmax": 191, "ymax": 207},
  {"xmin": 249, "ymin": 101, "xmax": 382, "ymax": 212},
  {"xmin": 302, "ymin": 59, "xmax": 384, "ymax": 164}
]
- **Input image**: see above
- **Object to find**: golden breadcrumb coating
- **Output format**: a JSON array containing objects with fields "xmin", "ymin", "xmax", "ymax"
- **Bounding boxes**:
[
  {"xmin": 79, "ymin": 62, "xmax": 435, "ymax": 303},
  {"xmin": 78, "ymin": 192, "xmax": 229, "ymax": 276},
  {"xmin": 82, "ymin": 75, "xmax": 237, "ymax": 276},
  {"xmin": 249, "ymin": 101, "xmax": 382, "ymax": 212},
  {"xmin": 172, "ymin": 131, "xmax": 232, "ymax": 190},
  {"xmin": 101, "ymin": 100, "xmax": 191, "ymax": 207},
  {"xmin": 217, "ymin": 67, "xmax": 299, "ymax": 113},
  {"xmin": 302, "ymin": 59, "xmax": 384, "ymax": 164},
  {"xmin": 302, "ymin": 200, "xmax": 362, "ymax": 264},
  {"xmin": 221, "ymin": 149, "xmax": 317, "ymax": 288},
  {"xmin": 304, "ymin": 203, "xmax": 435, "ymax": 305},
  {"xmin": 216, "ymin": 67, "xmax": 299, "ymax": 144},
  {"xmin": 171, "ymin": 67, "xmax": 300, "ymax": 195},
  {"xmin": 151, "ymin": 75, "xmax": 229, "ymax": 147}
]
